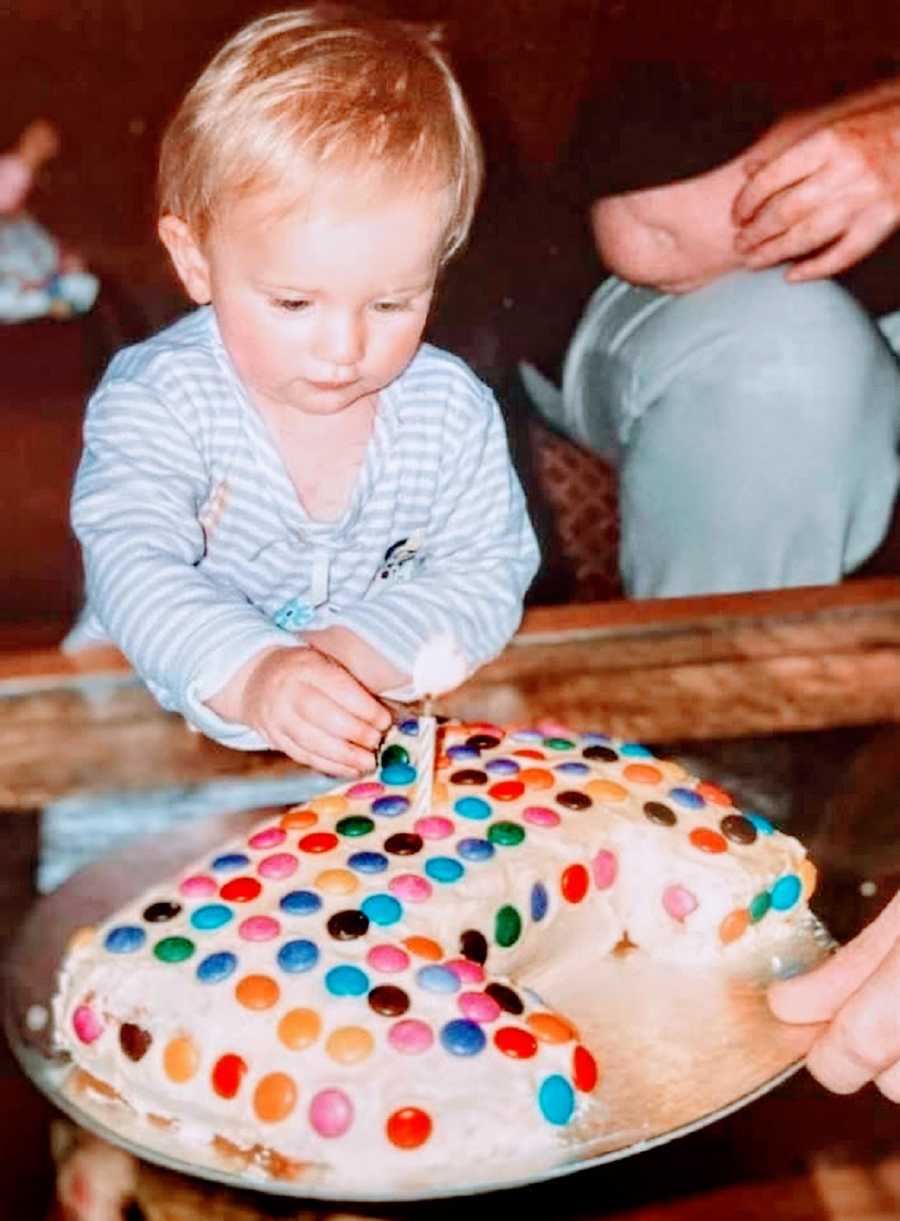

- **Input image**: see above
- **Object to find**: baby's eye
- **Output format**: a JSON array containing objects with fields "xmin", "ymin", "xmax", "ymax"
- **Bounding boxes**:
[
  {"xmin": 272, "ymin": 298, "xmax": 311, "ymax": 312},
  {"xmin": 372, "ymin": 299, "xmax": 411, "ymax": 313}
]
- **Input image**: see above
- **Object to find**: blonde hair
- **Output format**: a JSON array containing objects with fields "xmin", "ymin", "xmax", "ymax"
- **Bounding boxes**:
[{"xmin": 158, "ymin": 4, "xmax": 483, "ymax": 261}]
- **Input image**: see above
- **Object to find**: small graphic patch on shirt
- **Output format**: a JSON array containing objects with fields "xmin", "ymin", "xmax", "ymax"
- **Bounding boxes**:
[
  {"xmin": 273, "ymin": 597, "xmax": 315, "ymax": 631},
  {"xmin": 378, "ymin": 533, "xmax": 425, "ymax": 584}
]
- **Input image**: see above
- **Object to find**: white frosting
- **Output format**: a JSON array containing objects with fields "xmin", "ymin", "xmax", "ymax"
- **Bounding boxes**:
[{"xmin": 52, "ymin": 721, "xmax": 814, "ymax": 1191}]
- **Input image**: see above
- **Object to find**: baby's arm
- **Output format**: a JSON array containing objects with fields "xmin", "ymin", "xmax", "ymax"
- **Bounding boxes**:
[{"xmin": 590, "ymin": 155, "xmax": 749, "ymax": 293}]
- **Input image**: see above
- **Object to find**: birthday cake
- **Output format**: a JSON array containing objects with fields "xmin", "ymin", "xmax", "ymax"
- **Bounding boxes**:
[{"xmin": 52, "ymin": 719, "xmax": 817, "ymax": 1191}]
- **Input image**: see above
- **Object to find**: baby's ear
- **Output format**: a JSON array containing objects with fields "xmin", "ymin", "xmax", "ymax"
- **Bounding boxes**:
[{"xmin": 158, "ymin": 214, "xmax": 211, "ymax": 304}]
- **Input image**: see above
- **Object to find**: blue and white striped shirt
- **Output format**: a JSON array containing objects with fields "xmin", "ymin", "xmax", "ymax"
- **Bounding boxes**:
[{"xmin": 70, "ymin": 307, "xmax": 539, "ymax": 750}]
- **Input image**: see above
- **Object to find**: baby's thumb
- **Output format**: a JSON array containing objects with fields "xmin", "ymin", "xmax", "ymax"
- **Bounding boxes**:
[{"xmin": 768, "ymin": 890, "xmax": 900, "ymax": 1024}]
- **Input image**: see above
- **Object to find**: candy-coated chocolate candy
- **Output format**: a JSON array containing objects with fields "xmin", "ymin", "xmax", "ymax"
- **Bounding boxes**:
[
  {"xmin": 278, "ymin": 1008, "xmax": 321, "ymax": 1050},
  {"xmin": 280, "ymin": 889, "xmax": 322, "ymax": 916},
  {"xmin": 771, "ymin": 874, "xmax": 802, "ymax": 910},
  {"xmin": 336, "ymin": 815, "xmax": 375, "ymax": 838},
  {"xmin": 211, "ymin": 853, "xmax": 249, "ymax": 872},
  {"xmin": 495, "ymin": 905, "xmax": 522, "ymax": 947},
  {"xmin": 583, "ymin": 745, "xmax": 618, "ymax": 762},
  {"xmin": 538, "ymin": 1074, "xmax": 575, "ymax": 1125},
  {"xmin": 398, "ymin": 719, "xmax": 419, "ymax": 735},
  {"xmin": 310, "ymin": 1088, "xmax": 353, "ymax": 1137},
  {"xmin": 519, "ymin": 768, "xmax": 554, "ymax": 791},
  {"xmin": 425, "ymin": 856, "xmax": 465, "ymax": 883},
  {"xmin": 460, "ymin": 929, "xmax": 488, "ymax": 964},
  {"xmin": 404, "ymin": 936, "xmax": 443, "ymax": 961},
  {"xmin": 361, "ymin": 894, "xmax": 403, "ymax": 925},
  {"xmin": 719, "ymin": 814, "xmax": 757, "ymax": 845},
  {"xmin": 458, "ymin": 991, "xmax": 501, "ymax": 1022},
  {"xmin": 196, "ymin": 951, "xmax": 237, "ymax": 984},
  {"xmin": 621, "ymin": 742, "xmax": 652, "ymax": 757},
  {"xmin": 446, "ymin": 745, "xmax": 480, "ymax": 762},
  {"xmin": 211, "ymin": 1053, "xmax": 247, "ymax": 1100},
  {"xmin": 163, "ymin": 1035, "xmax": 199, "ymax": 1083},
  {"xmin": 556, "ymin": 790, "xmax": 592, "ymax": 810},
  {"xmin": 485, "ymin": 757, "xmax": 520, "ymax": 775},
  {"xmin": 309, "ymin": 794, "xmax": 349, "ymax": 817},
  {"xmin": 523, "ymin": 805, "xmax": 559, "ymax": 828},
  {"xmin": 381, "ymin": 743, "xmax": 410, "ymax": 767},
  {"xmin": 441, "ymin": 1018, "xmax": 486, "ymax": 1056},
  {"xmin": 254, "ymin": 1072, "xmax": 297, "ymax": 1123},
  {"xmin": 450, "ymin": 768, "xmax": 488, "ymax": 786},
  {"xmin": 511, "ymin": 729, "xmax": 543, "ymax": 742},
  {"xmin": 380, "ymin": 763, "xmax": 416, "ymax": 786},
  {"xmin": 104, "ymin": 926, "xmax": 146, "ymax": 954},
  {"xmin": 417, "ymin": 965, "xmax": 459, "ymax": 994},
  {"xmin": 719, "ymin": 908, "xmax": 750, "ymax": 944},
  {"xmin": 584, "ymin": 779, "xmax": 626, "ymax": 803},
  {"xmin": 220, "ymin": 877, "xmax": 261, "ymax": 903},
  {"xmin": 258, "ymin": 852, "xmax": 298, "ymax": 881},
  {"xmin": 153, "ymin": 936, "xmax": 194, "ymax": 964},
  {"xmin": 466, "ymin": 733, "xmax": 500, "ymax": 750},
  {"xmin": 487, "ymin": 821, "xmax": 525, "ymax": 847},
  {"xmin": 662, "ymin": 885, "xmax": 698, "ymax": 921},
  {"xmin": 800, "ymin": 858, "xmax": 818, "ymax": 900},
  {"xmin": 248, "ymin": 827, "xmax": 286, "ymax": 850},
  {"xmin": 389, "ymin": 874, "xmax": 432, "ymax": 903},
  {"xmin": 444, "ymin": 958, "xmax": 484, "ymax": 984},
  {"xmin": 298, "ymin": 832, "xmax": 338, "ymax": 854},
  {"xmin": 385, "ymin": 832, "xmax": 423, "ymax": 856},
  {"xmin": 367, "ymin": 944, "xmax": 410, "ymax": 973},
  {"xmin": 415, "ymin": 816, "xmax": 454, "ymax": 839},
  {"xmin": 489, "ymin": 780, "xmax": 525, "ymax": 802},
  {"xmin": 689, "ymin": 828, "xmax": 727, "ymax": 854},
  {"xmin": 454, "ymin": 796, "xmax": 491, "ymax": 821},
  {"xmin": 326, "ymin": 1026, "xmax": 374, "ymax": 1063},
  {"xmin": 179, "ymin": 875, "xmax": 217, "ymax": 898},
  {"xmin": 457, "ymin": 837, "xmax": 494, "ymax": 861},
  {"xmin": 670, "ymin": 787, "xmax": 706, "ymax": 810},
  {"xmin": 347, "ymin": 851, "xmax": 389, "ymax": 874},
  {"xmin": 327, "ymin": 909, "xmax": 370, "ymax": 941},
  {"xmin": 543, "ymin": 737, "xmax": 575, "ymax": 751},
  {"xmin": 749, "ymin": 891, "xmax": 771, "ymax": 922},
  {"xmin": 696, "ymin": 781, "xmax": 733, "ymax": 807},
  {"xmin": 746, "ymin": 812, "xmax": 775, "ymax": 835},
  {"xmin": 346, "ymin": 781, "xmax": 385, "ymax": 800},
  {"xmin": 325, "ymin": 965, "xmax": 369, "ymax": 997},
  {"xmin": 142, "ymin": 900, "xmax": 182, "ymax": 923},
  {"xmin": 495, "ymin": 1026, "xmax": 538, "ymax": 1059},
  {"xmin": 315, "ymin": 869, "xmax": 358, "ymax": 897},
  {"xmin": 485, "ymin": 982, "xmax": 524, "ymax": 1015},
  {"xmin": 119, "ymin": 1023, "xmax": 152, "ymax": 1061},
  {"xmin": 561, "ymin": 864, "xmax": 589, "ymax": 904},
  {"xmin": 369, "ymin": 985, "xmax": 410, "ymax": 1016},
  {"xmin": 531, "ymin": 881, "xmax": 549, "ymax": 921},
  {"xmin": 623, "ymin": 763, "xmax": 663, "ymax": 785},
  {"xmin": 387, "ymin": 1106, "xmax": 432, "ymax": 1148},
  {"xmin": 389, "ymin": 1019, "xmax": 434, "ymax": 1054},
  {"xmin": 591, "ymin": 850, "xmax": 618, "ymax": 890},
  {"xmin": 513, "ymin": 749, "xmax": 546, "ymax": 761},
  {"xmin": 573, "ymin": 1045, "xmax": 599, "ymax": 1091},
  {"xmin": 555, "ymin": 761, "xmax": 590, "ymax": 776},
  {"xmin": 238, "ymin": 915, "xmax": 280, "ymax": 941},
  {"xmin": 371, "ymin": 795, "xmax": 410, "ymax": 818},
  {"xmin": 72, "ymin": 1005, "xmax": 103, "ymax": 1044},
  {"xmin": 279, "ymin": 808, "xmax": 318, "ymax": 830},
  {"xmin": 527, "ymin": 1012, "xmax": 576, "ymax": 1043},
  {"xmin": 583, "ymin": 732, "xmax": 613, "ymax": 743},
  {"xmin": 277, "ymin": 939, "xmax": 319, "ymax": 973},
  {"xmin": 643, "ymin": 801, "xmax": 677, "ymax": 827},
  {"xmin": 190, "ymin": 904, "xmax": 233, "ymax": 933},
  {"xmin": 236, "ymin": 974, "xmax": 281, "ymax": 1009}
]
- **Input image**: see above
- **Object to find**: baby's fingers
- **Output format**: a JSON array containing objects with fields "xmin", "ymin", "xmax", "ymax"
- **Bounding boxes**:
[{"xmin": 307, "ymin": 655, "xmax": 391, "ymax": 737}]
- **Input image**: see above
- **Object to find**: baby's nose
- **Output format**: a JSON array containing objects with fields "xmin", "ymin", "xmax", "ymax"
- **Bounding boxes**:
[{"xmin": 314, "ymin": 311, "xmax": 364, "ymax": 367}]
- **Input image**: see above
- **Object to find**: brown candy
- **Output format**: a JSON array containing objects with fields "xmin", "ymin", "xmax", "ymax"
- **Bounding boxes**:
[
  {"xmin": 449, "ymin": 769, "xmax": 488, "ymax": 786},
  {"xmin": 720, "ymin": 814, "xmax": 758, "ymax": 845},
  {"xmin": 485, "ymin": 982, "xmax": 524, "ymax": 1015},
  {"xmin": 583, "ymin": 745, "xmax": 618, "ymax": 763},
  {"xmin": 326, "ymin": 909, "xmax": 370, "ymax": 940},
  {"xmin": 119, "ymin": 1022, "xmax": 152, "ymax": 1062},
  {"xmin": 384, "ymin": 833, "xmax": 423, "ymax": 856},
  {"xmin": 556, "ymin": 790, "xmax": 592, "ymax": 810},
  {"xmin": 460, "ymin": 928, "xmax": 488, "ymax": 964},
  {"xmin": 368, "ymin": 985, "xmax": 410, "ymax": 1017},
  {"xmin": 644, "ymin": 801, "xmax": 677, "ymax": 827}
]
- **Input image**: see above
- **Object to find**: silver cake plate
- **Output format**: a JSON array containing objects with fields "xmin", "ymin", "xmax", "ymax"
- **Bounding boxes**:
[{"xmin": 3, "ymin": 808, "xmax": 833, "ymax": 1203}]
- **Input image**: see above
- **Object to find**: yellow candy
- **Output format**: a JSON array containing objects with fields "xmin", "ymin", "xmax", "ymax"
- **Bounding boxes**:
[
  {"xmin": 308, "ymin": 794, "xmax": 349, "ymax": 817},
  {"xmin": 658, "ymin": 759, "xmax": 687, "ymax": 782},
  {"xmin": 163, "ymin": 1035, "xmax": 199, "ymax": 1083},
  {"xmin": 526, "ymin": 1012, "xmax": 577, "ymax": 1043},
  {"xmin": 585, "ymin": 779, "xmax": 628, "ymax": 803},
  {"xmin": 278, "ymin": 1008, "xmax": 321, "ymax": 1050},
  {"xmin": 315, "ymin": 868, "xmax": 358, "ymax": 896},
  {"xmin": 253, "ymin": 1072, "xmax": 297, "ymax": 1123},
  {"xmin": 326, "ymin": 1025, "xmax": 374, "ymax": 1064},
  {"xmin": 66, "ymin": 926, "xmax": 96, "ymax": 954},
  {"xmin": 235, "ymin": 974, "xmax": 280, "ymax": 1010}
]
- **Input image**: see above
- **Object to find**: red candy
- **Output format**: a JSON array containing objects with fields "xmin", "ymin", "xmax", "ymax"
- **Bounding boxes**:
[
  {"xmin": 696, "ymin": 781, "xmax": 733, "ymax": 807},
  {"xmin": 387, "ymin": 1106, "xmax": 432, "ymax": 1149},
  {"xmin": 560, "ymin": 863, "xmax": 589, "ymax": 904},
  {"xmin": 211, "ymin": 1053, "xmax": 247, "ymax": 1099},
  {"xmin": 689, "ymin": 827, "xmax": 728, "ymax": 854},
  {"xmin": 488, "ymin": 780, "xmax": 525, "ymax": 802},
  {"xmin": 573, "ymin": 1045, "xmax": 599, "ymax": 1092},
  {"xmin": 219, "ymin": 876, "xmax": 261, "ymax": 903},
  {"xmin": 494, "ymin": 1026, "xmax": 538, "ymax": 1059},
  {"xmin": 512, "ymin": 749, "xmax": 545, "ymax": 760},
  {"xmin": 298, "ymin": 832, "xmax": 338, "ymax": 854}
]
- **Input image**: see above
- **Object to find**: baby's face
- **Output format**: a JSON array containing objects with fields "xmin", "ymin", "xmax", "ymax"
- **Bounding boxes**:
[{"xmin": 183, "ymin": 173, "xmax": 448, "ymax": 418}]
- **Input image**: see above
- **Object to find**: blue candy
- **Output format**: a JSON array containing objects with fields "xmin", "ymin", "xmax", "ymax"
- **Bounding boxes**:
[
  {"xmin": 347, "ymin": 851, "xmax": 389, "ymax": 874},
  {"xmin": 746, "ymin": 812, "xmax": 775, "ymax": 836},
  {"xmin": 425, "ymin": 856, "xmax": 465, "ymax": 883},
  {"xmin": 277, "ymin": 939, "xmax": 319, "ymax": 973},
  {"xmin": 454, "ymin": 796, "xmax": 491, "ymax": 821},
  {"xmin": 210, "ymin": 853, "xmax": 249, "ymax": 872},
  {"xmin": 417, "ymin": 965, "xmax": 460, "ymax": 994},
  {"xmin": 196, "ymin": 951, "xmax": 237, "ymax": 984},
  {"xmin": 190, "ymin": 904, "xmax": 233, "ymax": 931},
  {"xmin": 441, "ymin": 1019, "xmax": 486, "ymax": 1056},
  {"xmin": 669, "ymin": 787, "xmax": 706, "ymax": 810},
  {"xmin": 531, "ymin": 881, "xmax": 549, "ymax": 922},
  {"xmin": 538, "ymin": 1075, "xmax": 575, "ymax": 1124},
  {"xmin": 361, "ymin": 893, "xmax": 403, "ymax": 926},
  {"xmin": 380, "ymin": 763, "xmax": 417, "ymax": 786},
  {"xmin": 771, "ymin": 874, "xmax": 802, "ymax": 911},
  {"xmin": 104, "ymin": 925, "xmax": 146, "ymax": 954},
  {"xmin": 280, "ymin": 889, "xmax": 322, "ymax": 916},
  {"xmin": 325, "ymin": 965, "xmax": 369, "ymax": 996},
  {"xmin": 371, "ymin": 795, "xmax": 410, "ymax": 818},
  {"xmin": 457, "ymin": 837, "xmax": 495, "ymax": 862}
]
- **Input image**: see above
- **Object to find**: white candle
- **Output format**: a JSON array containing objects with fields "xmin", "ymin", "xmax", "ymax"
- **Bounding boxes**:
[
  {"xmin": 409, "ymin": 633, "xmax": 468, "ymax": 821},
  {"xmin": 410, "ymin": 708, "xmax": 436, "ymax": 820}
]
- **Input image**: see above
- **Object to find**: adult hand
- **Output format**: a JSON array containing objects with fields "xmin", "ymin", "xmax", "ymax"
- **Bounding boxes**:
[
  {"xmin": 208, "ymin": 646, "xmax": 391, "ymax": 776},
  {"xmin": 733, "ymin": 100, "xmax": 900, "ymax": 281},
  {"xmin": 768, "ymin": 889, "xmax": 900, "ymax": 1100}
]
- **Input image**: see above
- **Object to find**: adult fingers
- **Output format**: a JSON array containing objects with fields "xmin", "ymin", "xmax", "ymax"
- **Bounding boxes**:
[
  {"xmin": 876, "ymin": 1058, "xmax": 900, "ymax": 1104},
  {"xmin": 736, "ymin": 174, "xmax": 839, "ymax": 253},
  {"xmin": 740, "ymin": 203, "xmax": 847, "ymax": 270},
  {"xmin": 770, "ymin": 891, "xmax": 900, "ymax": 1025},
  {"xmin": 785, "ymin": 221, "xmax": 890, "ymax": 281},
  {"xmin": 733, "ymin": 133, "xmax": 830, "ymax": 224}
]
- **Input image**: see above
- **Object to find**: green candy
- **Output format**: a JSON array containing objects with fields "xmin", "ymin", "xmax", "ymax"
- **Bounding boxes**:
[
  {"xmin": 487, "ymin": 821, "xmax": 526, "ymax": 847},
  {"xmin": 544, "ymin": 737, "xmax": 575, "ymax": 751},
  {"xmin": 336, "ymin": 815, "xmax": 375, "ymax": 837},
  {"xmin": 495, "ymin": 904, "xmax": 522, "ymax": 947},
  {"xmin": 153, "ymin": 936, "xmax": 195, "ymax": 964},
  {"xmin": 749, "ymin": 891, "xmax": 771, "ymax": 923},
  {"xmin": 381, "ymin": 744, "xmax": 410, "ymax": 767}
]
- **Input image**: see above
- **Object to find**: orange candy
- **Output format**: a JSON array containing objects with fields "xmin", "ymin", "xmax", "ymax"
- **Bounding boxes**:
[
  {"xmin": 622, "ymin": 763, "xmax": 663, "ymax": 786},
  {"xmin": 800, "ymin": 858, "xmax": 818, "ymax": 900},
  {"xmin": 253, "ymin": 1072, "xmax": 297, "ymax": 1123},
  {"xmin": 326, "ymin": 1026, "xmax": 374, "ymax": 1064},
  {"xmin": 278, "ymin": 1008, "xmax": 321, "ymax": 1050},
  {"xmin": 403, "ymin": 936, "xmax": 443, "ymax": 961},
  {"xmin": 279, "ymin": 807, "xmax": 318, "ymax": 830},
  {"xmin": 163, "ymin": 1035, "xmax": 199, "ymax": 1083},
  {"xmin": 719, "ymin": 908, "xmax": 750, "ymax": 945},
  {"xmin": 235, "ymin": 974, "xmax": 280, "ymax": 1010},
  {"xmin": 513, "ymin": 749, "xmax": 546, "ymax": 760},
  {"xmin": 585, "ymin": 779, "xmax": 628, "ymax": 803},
  {"xmin": 432, "ymin": 780, "xmax": 449, "ymax": 807},
  {"xmin": 518, "ymin": 768, "xmax": 555, "ymax": 791},
  {"xmin": 689, "ymin": 827, "xmax": 728, "ymax": 854},
  {"xmin": 696, "ymin": 781, "xmax": 733, "ymax": 807},
  {"xmin": 308, "ymin": 794, "xmax": 349, "ymax": 817},
  {"xmin": 387, "ymin": 1106, "xmax": 432, "ymax": 1149},
  {"xmin": 315, "ymin": 868, "xmax": 358, "ymax": 895},
  {"xmin": 527, "ymin": 1012, "xmax": 577, "ymax": 1044}
]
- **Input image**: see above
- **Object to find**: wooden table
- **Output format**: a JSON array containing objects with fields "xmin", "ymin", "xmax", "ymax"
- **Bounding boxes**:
[{"xmin": 1, "ymin": 580, "xmax": 899, "ymax": 1218}]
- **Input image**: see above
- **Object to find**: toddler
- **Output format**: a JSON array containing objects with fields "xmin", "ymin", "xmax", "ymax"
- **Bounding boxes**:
[{"xmin": 68, "ymin": 5, "xmax": 539, "ymax": 777}]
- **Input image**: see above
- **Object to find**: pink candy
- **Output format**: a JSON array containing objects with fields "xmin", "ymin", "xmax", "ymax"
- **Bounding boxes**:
[
  {"xmin": 346, "ymin": 782, "xmax": 385, "ymax": 800},
  {"xmin": 178, "ymin": 875, "xmax": 217, "ymax": 898},
  {"xmin": 591, "ymin": 849, "xmax": 618, "ymax": 890},
  {"xmin": 414, "ymin": 816, "xmax": 454, "ymax": 840},
  {"xmin": 389, "ymin": 874, "xmax": 433, "ymax": 903},
  {"xmin": 72, "ymin": 1004, "xmax": 103, "ymax": 1044},
  {"xmin": 257, "ymin": 852, "xmax": 298, "ymax": 880},
  {"xmin": 238, "ymin": 915, "xmax": 281, "ymax": 941},
  {"xmin": 309, "ymin": 1088, "xmax": 353, "ymax": 1138},
  {"xmin": 388, "ymin": 1019, "xmax": 434, "ymax": 1054},
  {"xmin": 247, "ymin": 826, "xmax": 286, "ymax": 850},
  {"xmin": 663, "ymin": 885, "xmax": 698, "ymax": 921},
  {"xmin": 523, "ymin": 806, "xmax": 561, "ymax": 828},
  {"xmin": 458, "ymin": 991, "xmax": 501, "ymax": 1023},
  {"xmin": 367, "ymin": 944, "xmax": 410, "ymax": 974},
  {"xmin": 444, "ymin": 958, "xmax": 484, "ymax": 984}
]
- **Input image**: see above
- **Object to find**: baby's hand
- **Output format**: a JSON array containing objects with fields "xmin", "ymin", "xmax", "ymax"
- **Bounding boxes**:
[{"xmin": 210, "ymin": 646, "xmax": 391, "ymax": 776}]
